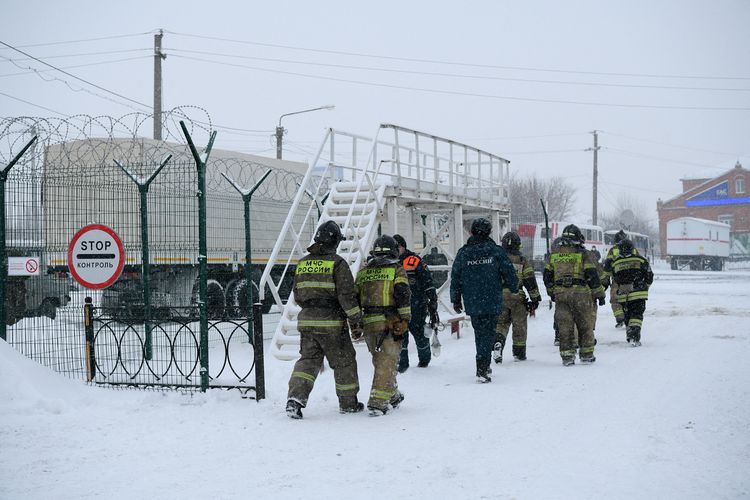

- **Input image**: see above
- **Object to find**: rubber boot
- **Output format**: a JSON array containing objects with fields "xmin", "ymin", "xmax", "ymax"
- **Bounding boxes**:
[
  {"xmin": 512, "ymin": 345, "xmax": 527, "ymax": 361},
  {"xmin": 492, "ymin": 335, "xmax": 506, "ymax": 364}
]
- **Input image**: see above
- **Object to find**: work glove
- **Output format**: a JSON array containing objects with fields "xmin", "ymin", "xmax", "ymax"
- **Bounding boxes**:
[
  {"xmin": 452, "ymin": 302, "xmax": 463, "ymax": 314},
  {"xmin": 429, "ymin": 309, "xmax": 440, "ymax": 329},
  {"xmin": 527, "ymin": 300, "xmax": 540, "ymax": 312},
  {"xmin": 597, "ymin": 296, "xmax": 606, "ymax": 306},
  {"xmin": 548, "ymin": 293, "xmax": 555, "ymax": 303},
  {"xmin": 350, "ymin": 320, "xmax": 364, "ymax": 341}
]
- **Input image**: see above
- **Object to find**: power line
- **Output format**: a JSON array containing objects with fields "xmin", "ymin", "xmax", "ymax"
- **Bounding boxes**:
[
  {"xmin": 599, "ymin": 178, "xmax": 676, "ymax": 195},
  {"xmin": 498, "ymin": 148, "xmax": 586, "ymax": 155},
  {"xmin": 171, "ymin": 54, "xmax": 750, "ymax": 111},
  {"xmin": 603, "ymin": 147, "xmax": 733, "ymax": 171},
  {"xmin": 165, "ymin": 30, "xmax": 750, "ymax": 81},
  {"xmin": 0, "ymin": 40, "xmax": 150, "ymax": 111},
  {"xmin": 601, "ymin": 131, "xmax": 744, "ymax": 157},
  {"xmin": 0, "ymin": 32, "xmax": 153, "ymax": 50},
  {"xmin": 0, "ymin": 56, "xmax": 151, "ymax": 78},
  {"xmin": 467, "ymin": 132, "xmax": 587, "ymax": 140},
  {"xmin": 165, "ymin": 47, "xmax": 750, "ymax": 92},
  {"xmin": 0, "ymin": 90, "xmax": 68, "ymax": 116},
  {"xmin": 4, "ymin": 48, "xmax": 151, "ymax": 62}
]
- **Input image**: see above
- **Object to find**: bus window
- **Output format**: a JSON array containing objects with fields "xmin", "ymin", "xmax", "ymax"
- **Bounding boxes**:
[{"xmin": 605, "ymin": 233, "xmax": 615, "ymax": 244}]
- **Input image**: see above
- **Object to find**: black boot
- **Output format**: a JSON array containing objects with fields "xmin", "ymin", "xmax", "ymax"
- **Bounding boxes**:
[
  {"xmin": 626, "ymin": 326, "xmax": 642, "ymax": 347},
  {"xmin": 512, "ymin": 345, "xmax": 527, "ymax": 361},
  {"xmin": 476, "ymin": 361, "xmax": 492, "ymax": 383}
]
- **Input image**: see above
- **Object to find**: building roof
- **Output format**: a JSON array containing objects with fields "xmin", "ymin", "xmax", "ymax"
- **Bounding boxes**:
[{"xmin": 659, "ymin": 163, "xmax": 747, "ymax": 207}]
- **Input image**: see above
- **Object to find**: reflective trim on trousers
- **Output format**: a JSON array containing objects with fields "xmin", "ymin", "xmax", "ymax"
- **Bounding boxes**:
[{"xmin": 291, "ymin": 371, "xmax": 316, "ymax": 383}]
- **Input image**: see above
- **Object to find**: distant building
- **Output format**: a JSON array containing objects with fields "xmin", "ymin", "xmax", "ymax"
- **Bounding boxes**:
[{"xmin": 656, "ymin": 162, "xmax": 749, "ymax": 257}]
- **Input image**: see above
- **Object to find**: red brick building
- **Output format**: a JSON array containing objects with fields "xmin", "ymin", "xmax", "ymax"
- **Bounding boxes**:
[{"xmin": 656, "ymin": 162, "xmax": 749, "ymax": 257}]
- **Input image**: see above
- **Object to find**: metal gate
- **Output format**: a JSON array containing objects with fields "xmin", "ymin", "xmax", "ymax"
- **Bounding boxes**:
[{"xmin": 0, "ymin": 111, "xmax": 289, "ymax": 398}]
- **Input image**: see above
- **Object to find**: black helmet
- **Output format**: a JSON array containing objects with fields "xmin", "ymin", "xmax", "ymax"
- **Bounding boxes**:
[
  {"xmin": 562, "ymin": 224, "xmax": 584, "ymax": 245},
  {"xmin": 470, "ymin": 218, "xmax": 492, "ymax": 238},
  {"xmin": 614, "ymin": 230, "xmax": 627, "ymax": 244},
  {"xmin": 314, "ymin": 221, "xmax": 343, "ymax": 246},
  {"xmin": 371, "ymin": 235, "xmax": 399, "ymax": 258},
  {"xmin": 618, "ymin": 239, "xmax": 634, "ymax": 257},
  {"xmin": 501, "ymin": 231, "xmax": 521, "ymax": 253},
  {"xmin": 393, "ymin": 234, "xmax": 407, "ymax": 249}
]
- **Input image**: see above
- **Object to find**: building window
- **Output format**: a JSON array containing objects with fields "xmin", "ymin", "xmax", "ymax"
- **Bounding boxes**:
[
  {"xmin": 737, "ymin": 176, "xmax": 745, "ymax": 194},
  {"xmin": 718, "ymin": 214, "xmax": 733, "ymax": 231}
]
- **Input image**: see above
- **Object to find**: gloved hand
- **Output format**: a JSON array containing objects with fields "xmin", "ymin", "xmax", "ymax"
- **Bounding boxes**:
[
  {"xmin": 429, "ymin": 309, "xmax": 440, "ymax": 329},
  {"xmin": 350, "ymin": 320, "xmax": 364, "ymax": 341},
  {"xmin": 528, "ymin": 300, "xmax": 540, "ymax": 312},
  {"xmin": 548, "ymin": 293, "xmax": 555, "ymax": 303},
  {"xmin": 597, "ymin": 296, "xmax": 606, "ymax": 306},
  {"xmin": 453, "ymin": 302, "xmax": 463, "ymax": 314}
]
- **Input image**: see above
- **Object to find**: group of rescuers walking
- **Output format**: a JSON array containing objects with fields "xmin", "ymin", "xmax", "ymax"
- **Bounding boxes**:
[{"xmin": 286, "ymin": 218, "xmax": 653, "ymax": 419}]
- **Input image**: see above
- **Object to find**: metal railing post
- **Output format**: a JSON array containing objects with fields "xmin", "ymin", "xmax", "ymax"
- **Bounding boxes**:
[
  {"xmin": 180, "ymin": 121, "xmax": 216, "ymax": 392},
  {"xmin": 115, "ymin": 155, "xmax": 171, "ymax": 360},
  {"xmin": 0, "ymin": 135, "xmax": 37, "ymax": 341},
  {"xmin": 84, "ymin": 296, "xmax": 96, "ymax": 382},
  {"xmin": 253, "ymin": 302, "xmax": 265, "ymax": 400}
]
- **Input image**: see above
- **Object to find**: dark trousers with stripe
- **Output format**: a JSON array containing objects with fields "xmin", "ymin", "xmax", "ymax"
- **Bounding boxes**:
[{"xmin": 623, "ymin": 299, "xmax": 646, "ymax": 329}]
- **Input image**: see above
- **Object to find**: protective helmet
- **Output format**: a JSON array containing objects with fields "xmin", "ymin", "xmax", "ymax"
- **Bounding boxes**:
[
  {"xmin": 393, "ymin": 234, "xmax": 407, "ymax": 249},
  {"xmin": 371, "ymin": 235, "xmax": 399, "ymax": 258},
  {"xmin": 618, "ymin": 239, "xmax": 635, "ymax": 257},
  {"xmin": 314, "ymin": 221, "xmax": 343, "ymax": 246},
  {"xmin": 614, "ymin": 230, "xmax": 628, "ymax": 244},
  {"xmin": 561, "ymin": 224, "xmax": 584, "ymax": 245},
  {"xmin": 470, "ymin": 218, "xmax": 492, "ymax": 238},
  {"xmin": 501, "ymin": 231, "xmax": 522, "ymax": 253}
]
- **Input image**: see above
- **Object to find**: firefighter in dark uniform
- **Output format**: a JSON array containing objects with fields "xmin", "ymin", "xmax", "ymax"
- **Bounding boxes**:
[
  {"xmin": 450, "ymin": 218, "xmax": 518, "ymax": 382},
  {"xmin": 543, "ymin": 224, "xmax": 606, "ymax": 366},
  {"xmin": 494, "ymin": 231, "xmax": 541, "ymax": 363},
  {"xmin": 601, "ymin": 230, "xmax": 630, "ymax": 327},
  {"xmin": 392, "ymin": 234, "xmax": 439, "ymax": 373},
  {"xmin": 286, "ymin": 221, "xmax": 364, "ymax": 419},
  {"xmin": 604, "ymin": 238, "xmax": 653, "ymax": 346},
  {"xmin": 355, "ymin": 235, "xmax": 412, "ymax": 416}
]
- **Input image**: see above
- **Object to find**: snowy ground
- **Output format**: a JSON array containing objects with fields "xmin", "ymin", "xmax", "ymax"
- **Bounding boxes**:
[{"xmin": 2, "ymin": 267, "xmax": 749, "ymax": 500}]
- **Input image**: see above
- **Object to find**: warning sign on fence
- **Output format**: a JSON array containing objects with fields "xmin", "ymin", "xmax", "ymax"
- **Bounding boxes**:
[
  {"xmin": 8, "ymin": 257, "xmax": 41, "ymax": 276},
  {"xmin": 67, "ymin": 224, "xmax": 125, "ymax": 289}
]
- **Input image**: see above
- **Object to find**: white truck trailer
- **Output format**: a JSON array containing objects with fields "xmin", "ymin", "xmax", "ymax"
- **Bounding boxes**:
[{"xmin": 666, "ymin": 217, "xmax": 730, "ymax": 270}]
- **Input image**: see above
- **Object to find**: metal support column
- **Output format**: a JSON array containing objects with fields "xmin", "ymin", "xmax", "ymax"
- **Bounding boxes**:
[{"xmin": 180, "ymin": 121, "xmax": 216, "ymax": 392}]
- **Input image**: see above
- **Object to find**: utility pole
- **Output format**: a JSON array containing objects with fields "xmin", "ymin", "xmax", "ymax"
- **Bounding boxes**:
[
  {"xmin": 275, "ymin": 126, "xmax": 284, "ymax": 160},
  {"xmin": 153, "ymin": 30, "xmax": 166, "ymax": 140},
  {"xmin": 587, "ymin": 130, "xmax": 600, "ymax": 225}
]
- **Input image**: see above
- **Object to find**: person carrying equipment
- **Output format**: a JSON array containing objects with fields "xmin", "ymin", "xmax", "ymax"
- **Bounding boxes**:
[
  {"xmin": 355, "ymin": 235, "xmax": 412, "ymax": 416},
  {"xmin": 494, "ymin": 231, "xmax": 541, "ymax": 363},
  {"xmin": 392, "ymin": 234, "xmax": 439, "ymax": 372}
]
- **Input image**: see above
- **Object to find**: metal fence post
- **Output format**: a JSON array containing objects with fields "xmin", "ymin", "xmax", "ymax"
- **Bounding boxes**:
[
  {"xmin": 115, "ymin": 156, "xmax": 171, "ymax": 360},
  {"xmin": 0, "ymin": 135, "xmax": 37, "ymax": 341},
  {"xmin": 180, "ymin": 122, "xmax": 216, "ymax": 392},
  {"xmin": 84, "ymin": 296, "xmax": 96, "ymax": 382}
]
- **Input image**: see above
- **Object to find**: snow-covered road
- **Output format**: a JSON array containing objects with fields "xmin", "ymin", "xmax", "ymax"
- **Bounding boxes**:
[{"xmin": 2, "ymin": 267, "xmax": 749, "ymax": 499}]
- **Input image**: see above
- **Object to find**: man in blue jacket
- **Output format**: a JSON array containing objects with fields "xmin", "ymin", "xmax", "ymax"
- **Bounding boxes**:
[{"xmin": 450, "ymin": 218, "xmax": 519, "ymax": 382}]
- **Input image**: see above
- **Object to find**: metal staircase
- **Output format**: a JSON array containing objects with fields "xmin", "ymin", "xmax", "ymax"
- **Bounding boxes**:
[{"xmin": 260, "ymin": 124, "xmax": 511, "ymax": 360}]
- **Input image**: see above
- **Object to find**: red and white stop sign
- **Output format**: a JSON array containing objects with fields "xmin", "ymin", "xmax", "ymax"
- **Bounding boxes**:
[{"xmin": 67, "ymin": 224, "xmax": 125, "ymax": 289}]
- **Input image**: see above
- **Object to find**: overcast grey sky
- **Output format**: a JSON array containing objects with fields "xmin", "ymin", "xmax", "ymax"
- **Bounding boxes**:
[{"xmin": 2, "ymin": 0, "xmax": 749, "ymax": 225}]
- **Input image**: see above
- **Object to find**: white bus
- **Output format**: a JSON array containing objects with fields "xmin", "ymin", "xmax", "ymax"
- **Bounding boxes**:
[
  {"xmin": 528, "ymin": 222, "xmax": 604, "ymax": 269},
  {"xmin": 602, "ymin": 230, "xmax": 650, "ymax": 259}
]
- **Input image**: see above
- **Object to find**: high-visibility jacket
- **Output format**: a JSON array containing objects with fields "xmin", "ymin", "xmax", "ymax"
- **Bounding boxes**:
[
  {"xmin": 605, "ymin": 253, "xmax": 653, "ymax": 302},
  {"xmin": 504, "ymin": 251, "xmax": 541, "ymax": 302},
  {"xmin": 293, "ymin": 243, "xmax": 361, "ymax": 334},
  {"xmin": 355, "ymin": 256, "xmax": 411, "ymax": 335},
  {"xmin": 543, "ymin": 244, "xmax": 605, "ymax": 299}
]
